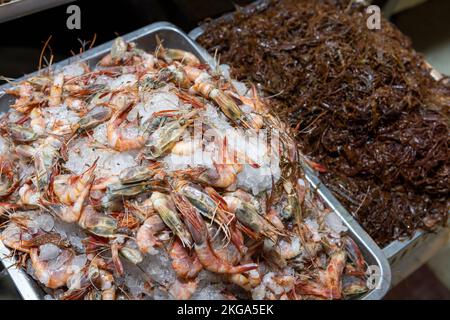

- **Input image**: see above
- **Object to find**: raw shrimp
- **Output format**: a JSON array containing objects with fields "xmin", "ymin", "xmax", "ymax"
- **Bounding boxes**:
[
  {"xmin": 0, "ymin": 221, "xmax": 34, "ymax": 253},
  {"xmin": 143, "ymin": 110, "xmax": 197, "ymax": 159},
  {"xmin": 107, "ymin": 104, "xmax": 146, "ymax": 151},
  {"xmin": 158, "ymin": 47, "xmax": 201, "ymax": 66},
  {"xmin": 34, "ymin": 136, "xmax": 62, "ymax": 192},
  {"xmin": 53, "ymin": 161, "xmax": 97, "ymax": 205},
  {"xmin": 19, "ymin": 183, "xmax": 42, "ymax": 207},
  {"xmin": 150, "ymin": 192, "xmax": 192, "ymax": 247},
  {"xmin": 252, "ymin": 272, "xmax": 295, "ymax": 300},
  {"xmin": 76, "ymin": 105, "xmax": 112, "ymax": 132},
  {"xmin": 88, "ymin": 263, "xmax": 116, "ymax": 300},
  {"xmin": 64, "ymin": 97, "xmax": 88, "ymax": 114},
  {"xmin": 7, "ymin": 81, "xmax": 44, "ymax": 113},
  {"xmin": 229, "ymin": 269, "xmax": 262, "ymax": 292},
  {"xmin": 136, "ymin": 214, "xmax": 166, "ymax": 255},
  {"xmin": 168, "ymin": 278, "xmax": 198, "ymax": 300},
  {"xmin": 30, "ymin": 247, "xmax": 75, "ymax": 289},
  {"xmin": 173, "ymin": 180, "xmax": 232, "ymax": 239},
  {"xmin": 169, "ymin": 238, "xmax": 202, "ymax": 279},
  {"xmin": 224, "ymin": 195, "xmax": 283, "ymax": 242},
  {"xmin": 48, "ymin": 73, "xmax": 64, "ymax": 107},
  {"xmin": 172, "ymin": 192, "xmax": 257, "ymax": 274},
  {"xmin": 296, "ymin": 250, "xmax": 346, "ymax": 299},
  {"xmin": 0, "ymin": 38, "xmax": 369, "ymax": 300},
  {"xmin": 50, "ymin": 173, "xmax": 94, "ymax": 223},
  {"xmin": 0, "ymin": 157, "xmax": 18, "ymax": 198},
  {"xmin": 8, "ymin": 124, "xmax": 38, "ymax": 143}
]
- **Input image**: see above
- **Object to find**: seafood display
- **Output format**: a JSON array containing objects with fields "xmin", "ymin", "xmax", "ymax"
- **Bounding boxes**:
[
  {"xmin": 197, "ymin": 0, "xmax": 450, "ymax": 246},
  {"xmin": 0, "ymin": 36, "xmax": 372, "ymax": 300}
]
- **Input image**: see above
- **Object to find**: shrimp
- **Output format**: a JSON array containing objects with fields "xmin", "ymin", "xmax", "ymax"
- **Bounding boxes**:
[
  {"xmin": 76, "ymin": 106, "xmax": 112, "ymax": 132},
  {"xmin": 169, "ymin": 238, "xmax": 202, "ymax": 279},
  {"xmin": 173, "ymin": 180, "xmax": 232, "ymax": 240},
  {"xmin": 281, "ymin": 179, "xmax": 303, "ymax": 221},
  {"xmin": 136, "ymin": 215, "xmax": 166, "ymax": 255},
  {"xmin": 342, "ymin": 275, "xmax": 368, "ymax": 297},
  {"xmin": 7, "ymin": 82, "xmax": 45, "ymax": 113},
  {"xmin": 19, "ymin": 183, "xmax": 42, "ymax": 207},
  {"xmin": 254, "ymin": 273, "xmax": 295, "ymax": 300},
  {"xmin": 77, "ymin": 205, "xmax": 118, "ymax": 238},
  {"xmin": 172, "ymin": 192, "xmax": 257, "ymax": 274},
  {"xmin": 168, "ymin": 278, "xmax": 198, "ymax": 300},
  {"xmin": 150, "ymin": 192, "xmax": 192, "ymax": 248},
  {"xmin": 192, "ymin": 82, "xmax": 248, "ymax": 127},
  {"xmin": 0, "ymin": 157, "xmax": 18, "ymax": 198},
  {"xmin": 30, "ymin": 247, "xmax": 75, "ymax": 289},
  {"xmin": 99, "ymin": 37, "xmax": 128, "ymax": 66},
  {"xmin": 343, "ymin": 236, "xmax": 366, "ymax": 275},
  {"xmin": 143, "ymin": 110, "xmax": 197, "ymax": 159},
  {"xmin": 1, "ymin": 213, "xmax": 63, "ymax": 252},
  {"xmin": 197, "ymin": 162, "xmax": 242, "ymax": 189},
  {"xmin": 224, "ymin": 196, "xmax": 284, "ymax": 242},
  {"xmin": 158, "ymin": 47, "xmax": 201, "ymax": 66},
  {"xmin": 118, "ymin": 163, "xmax": 161, "ymax": 185},
  {"xmin": 296, "ymin": 250, "xmax": 346, "ymax": 299},
  {"xmin": 171, "ymin": 137, "xmax": 241, "ymax": 189},
  {"xmin": 50, "ymin": 173, "xmax": 94, "ymax": 223},
  {"xmin": 199, "ymin": 137, "xmax": 243, "ymax": 189},
  {"xmin": 48, "ymin": 73, "xmax": 64, "ymax": 107},
  {"xmin": 0, "ymin": 220, "xmax": 34, "ymax": 253},
  {"xmin": 266, "ymin": 208, "xmax": 285, "ymax": 231},
  {"xmin": 8, "ymin": 124, "xmax": 38, "ymax": 143},
  {"xmin": 230, "ymin": 84, "xmax": 265, "ymax": 113},
  {"xmin": 64, "ymin": 97, "xmax": 88, "ymax": 114},
  {"xmin": 107, "ymin": 103, "xmax": 146, "ymax": 151},
  {"xmin": 50, "ymin": 179, "xmax": 118, "ymax": 237},
  {"xmin": 53, "ymin": 161, "xmax": 97, "ymax": 205},
  {"xmin": 229, "ymin": 269, "xmax": 262, "ymax": 291},
  {"xmin": 176, "ymin": 67, "xmax": 261, "ymax": 130},
  {"xmin": 34, "ymin": 136, "xmax": 62, "ymax": 192},
  {"xmin": 29, "ymin": 108, "xmax": 46, "ymax": 135},
  {"xmin": 88, "ymin": 263, "xmax": 116, "ymax": 300},
  {"xmin": 207, "ymin": 225, "xmax": 242, "ymax": 266},
  {"xmin": 171, "ymin": 140, "xmax": 201, "ymax": 156}
]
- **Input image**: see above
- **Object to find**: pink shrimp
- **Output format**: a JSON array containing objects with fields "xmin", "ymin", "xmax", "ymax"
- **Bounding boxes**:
[
  {"xmin": 172, "ymin": 192, "xmax": 257, "ymax": 274},
  {"xmin": 169, "ymin": 238, "xmax": 203, "ymax": 279}
]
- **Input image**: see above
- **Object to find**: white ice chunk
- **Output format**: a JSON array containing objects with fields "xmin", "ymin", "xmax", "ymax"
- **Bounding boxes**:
[
  {"xmin": 39, "ymin": 244, "xmax": 61, "ymax": 261},
  {"xmin": 108, "ymin": 74, "xmax": 137, "ymax": 90},
  {"xmin": 325, "ymin": 211, "xmax": 348, "ymax": 234},
  {"xmin": 35, "ymin": 214, "xmax": 54, "ymax": 232},
  {"xmin": 305, "ymin": 218, "xmax": 321, "ymax": 242},
  {"xmin": 61, "ymin": 63, "xmax": 85, "ymax": 78}
]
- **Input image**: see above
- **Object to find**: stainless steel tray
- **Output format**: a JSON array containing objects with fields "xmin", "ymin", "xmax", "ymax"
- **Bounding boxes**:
[
  {"xmin": 0, "ymin": 21, "xmax": 391, "ymax": 300},
  {"xmin": 188, "ymin": 4, "xmax": 449, "ymax": 287},
  {"xmin": 0, "ymin": 0, "xmax": 76, "ymax": 24}
]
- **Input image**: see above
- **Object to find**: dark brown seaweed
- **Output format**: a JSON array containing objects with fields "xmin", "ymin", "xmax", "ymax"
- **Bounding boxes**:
[{"xmin": 198, "ymin": 0, "xmax": 450, "ymax": 246}]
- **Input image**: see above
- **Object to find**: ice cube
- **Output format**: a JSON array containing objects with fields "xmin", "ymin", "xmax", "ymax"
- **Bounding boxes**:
[
  {"xmin": 325, "ymin": 211, "xmax": 348, "ymax": 234},
  {"xmin": 39, "ymin": 244, "xmax": 61, "ymax": 261},
  {"xmin": 35, "ymin": 214, "xmax": 54, "ymax": 232}
]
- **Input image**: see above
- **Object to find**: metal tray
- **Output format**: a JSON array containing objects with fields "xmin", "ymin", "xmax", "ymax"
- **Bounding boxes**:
[
  {"xmin": 0, "ymin": 0, "xmax": 76, "ymax": 24},
  {"xmin": 188, "ymin": 3, "xmax": 449, "ymax": 287},
  {"xmin": 0, "ymin": 21, "xmax": 391, "ymax": 300}
]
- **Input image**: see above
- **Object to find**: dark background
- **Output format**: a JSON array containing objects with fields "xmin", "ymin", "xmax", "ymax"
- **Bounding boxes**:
[{"xmin": 0, "ymin": 0, "xmax": 253, "ymax": 79}]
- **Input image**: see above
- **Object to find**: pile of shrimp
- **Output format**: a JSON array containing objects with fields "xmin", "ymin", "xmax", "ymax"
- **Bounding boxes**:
[{"xmin": 0, "ymin": 38, "xmax": 370, "ymax": 300}]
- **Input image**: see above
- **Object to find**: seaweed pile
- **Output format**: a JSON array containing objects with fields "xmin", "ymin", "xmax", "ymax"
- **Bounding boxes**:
[{"xmin": 197, "ymin": 0, "xmax": 450, "ymax": 245}]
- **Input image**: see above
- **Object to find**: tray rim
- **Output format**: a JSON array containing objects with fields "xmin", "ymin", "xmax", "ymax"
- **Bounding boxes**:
[{"xmin": 1, "ymin": 21, "xmax": 391, "ymax": 300}]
